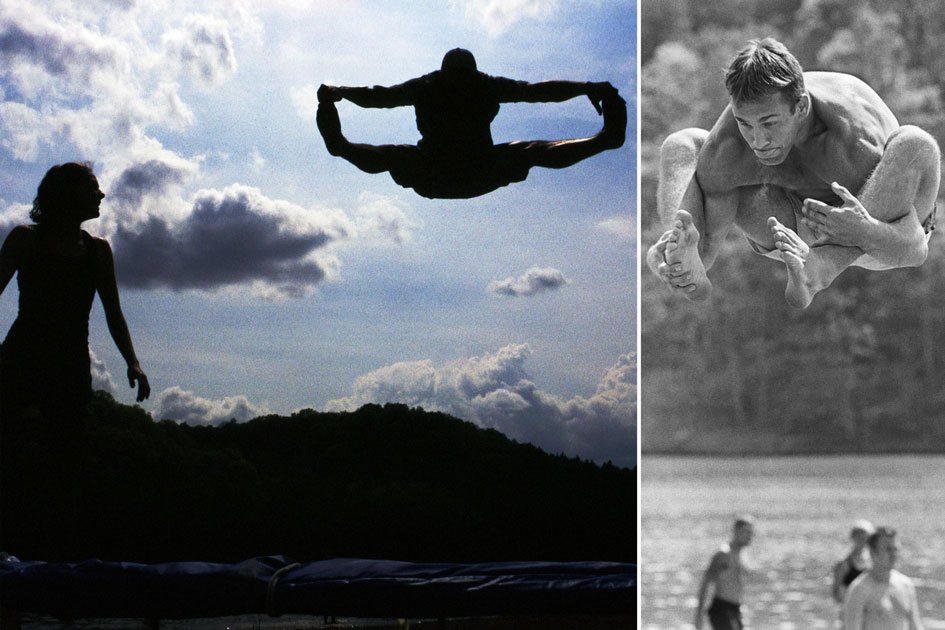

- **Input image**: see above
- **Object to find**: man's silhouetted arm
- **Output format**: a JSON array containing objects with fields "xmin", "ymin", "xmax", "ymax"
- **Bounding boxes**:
[
  {"xmin": 503, "ymin": 80, "xmax": 619, "ymax": 114},
  {"xmin": 319, "ymin": 82, "xmax": 415, "ymax": 109}
]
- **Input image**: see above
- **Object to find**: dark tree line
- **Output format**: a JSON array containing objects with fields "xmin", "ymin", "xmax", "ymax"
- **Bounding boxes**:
[
  {"xmin": 2, "ymin": 392, "xmax": 635, "ymax": 564},
  {"xmin": 640, "ymin": 0, "xmax": 945, "ymax": 453}
]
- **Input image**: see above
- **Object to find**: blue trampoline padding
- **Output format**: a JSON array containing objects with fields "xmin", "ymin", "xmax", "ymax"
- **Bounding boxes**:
[{"xmin": 0, "ymin": 556, "xmax": 635, "ymax": 620}]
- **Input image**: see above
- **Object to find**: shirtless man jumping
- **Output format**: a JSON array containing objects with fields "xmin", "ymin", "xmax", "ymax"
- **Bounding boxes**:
[
  {"xmin": 648, "ymin": 37, "xmax": 941, "ymax": 309},
  {"xmin": 317, "ymin": 48, "xmax": 626, "ymax": 200},
  {"xmin": 695, "ymin": 517, "xmax": 754, "ymax": 630}
]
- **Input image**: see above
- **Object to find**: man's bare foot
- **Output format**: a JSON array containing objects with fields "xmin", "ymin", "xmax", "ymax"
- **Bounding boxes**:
[
  {"xmin": 316, "ymin": 100, "xmax": 345, "ymax": 156},
  {"xmin": 599, "ymin": 93, "xmax": 627, "ymax": 150},
  {"xmin": 769, "ymin": 216, "xmax": 821, "ymax": 309},
  {"xmin": 664, "ymin": 209, "xmax": 711, "ymax": 301}
]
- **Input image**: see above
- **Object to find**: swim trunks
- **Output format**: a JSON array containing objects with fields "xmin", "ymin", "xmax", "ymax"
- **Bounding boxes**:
[
  {"xmin": 707, "ymin": 597, "xmax": 743, "ymax": 630},
  {"xmin": 387, "ymin": 143, "xmax": 531, "ymax": 200}
]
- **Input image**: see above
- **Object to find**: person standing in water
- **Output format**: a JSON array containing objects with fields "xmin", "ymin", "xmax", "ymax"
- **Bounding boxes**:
[
  {"xmin": 695, "ymin": 516, "xmax": 755, "ymax": 630},
  {"xmin": 834, "ymin": 520, "xmax": 875, "ymax": 605},
  {"xmin": 844, "ymin": 527, "xmax": 923, "ymax": 630}
]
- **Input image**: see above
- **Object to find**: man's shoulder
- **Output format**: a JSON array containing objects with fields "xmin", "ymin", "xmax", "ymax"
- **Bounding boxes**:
[
  {"xmin": 481, "ymin": 72, "xmax": 529, "ymax": 94},
  {"xmin": 805, "ymin": 71, "xmax": 874, "ymax": 91},
  {"xmin": 806, "ymin": 71, "xmax": 896, "ymax": 140},
  {"xmin": 409, "ymin": 71, "xmax": 438, "ymax": 87},
  {"xmin": 709, "ymin": 543, "xmax": 733, "ymax": 566},
  {"xmin": 890, "ymin": 569, "xmax": 915, "ymax": 587},
  {"xmin": 695, "ymin": 116, "xmax": 755, "ymax": 192}
]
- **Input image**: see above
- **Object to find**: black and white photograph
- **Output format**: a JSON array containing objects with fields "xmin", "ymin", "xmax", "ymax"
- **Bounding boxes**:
[{"xmin": 641, "ymin": 1, "xmax": 945, "ymax": 628}]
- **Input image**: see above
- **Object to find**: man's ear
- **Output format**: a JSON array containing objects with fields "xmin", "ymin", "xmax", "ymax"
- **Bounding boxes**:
[{"xmin": 796, "ymin": 92, "xmax": 811, "ymax": 117}]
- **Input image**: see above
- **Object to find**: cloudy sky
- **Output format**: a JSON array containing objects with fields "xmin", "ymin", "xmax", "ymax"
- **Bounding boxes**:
[{"xmin": 0, "ymin": 0, "xmax": 637, "ymax": 467}]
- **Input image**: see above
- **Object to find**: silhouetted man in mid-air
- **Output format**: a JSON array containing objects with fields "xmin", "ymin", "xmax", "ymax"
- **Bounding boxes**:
[{"xmin": 317, "ymin": 48, "xmax": 626, "ymax": 200}]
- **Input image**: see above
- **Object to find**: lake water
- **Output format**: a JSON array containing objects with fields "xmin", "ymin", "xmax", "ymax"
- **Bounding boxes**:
[{"xmin": 641, "ymin": 455, "xmax": 945, "ymax": 629}]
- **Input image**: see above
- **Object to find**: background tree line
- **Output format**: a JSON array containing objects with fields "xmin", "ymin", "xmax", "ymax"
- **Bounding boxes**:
[
  {"xmin": 2, "ymin": 392, "xmax": 634, "ymax": 564},
  {"xmin": 640, "ymin": 0, "xmax": 945, "ymax": 453}
]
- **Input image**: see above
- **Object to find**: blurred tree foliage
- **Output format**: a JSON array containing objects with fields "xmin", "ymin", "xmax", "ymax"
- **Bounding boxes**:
[
  {"xmin": 1, "ymin": 393, "xmax": 635, "ymax": 564},
  {"xmin": 640, "ymin": 0, "xmax": 945, "ymax": 452}
]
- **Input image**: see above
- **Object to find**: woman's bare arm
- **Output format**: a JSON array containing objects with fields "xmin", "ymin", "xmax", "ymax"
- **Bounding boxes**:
[{"xmin": 94, "ymin": 238, "xmax": 150, "ymax": 401}]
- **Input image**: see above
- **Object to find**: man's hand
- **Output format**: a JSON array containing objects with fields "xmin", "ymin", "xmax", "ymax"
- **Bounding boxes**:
[
  {"xmin": 317, "ymin": 84, "xmax": 342, "ymax": 104},
  {"xmin": 801, "ymin": 181, "xmax": 879, "ymax": 247},
  {"xmin": 586, "ymin": 81, "xmax": 618, "ymax": 115}
]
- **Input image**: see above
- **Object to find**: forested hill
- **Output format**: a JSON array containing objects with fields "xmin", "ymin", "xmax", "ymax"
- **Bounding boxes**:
[{"xmin": 4, "ymin": 392, "xmax": 634, "ymax": 565}]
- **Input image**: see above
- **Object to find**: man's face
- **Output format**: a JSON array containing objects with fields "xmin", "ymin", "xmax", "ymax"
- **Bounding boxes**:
[
  {"xmin": 731, "ymin": 91, "xmax": 808, "ymax": 166},
  {"xmin": 733, "ymin": 523, "xmax": 754, "ymax": 547},
  {"xmin": 871, "ymin": 534, "xmax": 899, "ymax": 571}
]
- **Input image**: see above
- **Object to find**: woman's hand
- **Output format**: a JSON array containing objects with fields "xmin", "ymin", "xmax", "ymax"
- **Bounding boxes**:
[{"xmin": 128, "ymin": 364, "xmax": 150, "ymax": 402}]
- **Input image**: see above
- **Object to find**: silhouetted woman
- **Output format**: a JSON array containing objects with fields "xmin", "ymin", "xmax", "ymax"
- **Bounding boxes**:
[
  {"xmin": 0, "ymin": 163, "xmax": 150, "ymax": 558},
  {"xmin": 0, "ymin": 162, "xmax": 149, "ymax": 419}
]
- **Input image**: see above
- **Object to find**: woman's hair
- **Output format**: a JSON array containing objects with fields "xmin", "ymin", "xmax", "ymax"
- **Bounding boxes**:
[
  {"xmin": 30, "ymin": 161, "xmax": 96, "ymax": 225},
  {"xmin": 724, "ymin": 38, "xmax": 806, "ymax": 111}
]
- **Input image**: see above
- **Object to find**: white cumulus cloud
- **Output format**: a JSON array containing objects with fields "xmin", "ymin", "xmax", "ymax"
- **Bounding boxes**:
[
  {"xmin": 354, "ymin": 192, "xmax": 417, "ymax": 245},
  {"xmin": 152, "ymin": 386, "xmax": 271, "ymax": 426},
  {"xmin": 289, "ymin": 83, "xmax": 319, "ymax": 121},
  {"xmin": 161, "ymin": 14, "xmax": 238, "ymax": 87},
  {"xmin": 325, "ymin": 344, "xmax": 636, "ymax": 467},
  {"xmin": 90, "ymin": 349, "xmax": 119, "ymax": 396},
  {"xmin": 451, "ymin": 0, "xmax": 558, "ymax": 37},
  {"xmin": 487, "ymin": 266, "xmax": 570, "ymax": 297}
]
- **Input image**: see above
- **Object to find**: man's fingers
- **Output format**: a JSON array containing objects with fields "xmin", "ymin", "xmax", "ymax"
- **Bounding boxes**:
[
  {"xmin": 831, "ymin": 181, "xmax": 857, "ymax": 204},
  {"xmin": 803, "ymin": 198, "xmax": 830, "ymax": 217}
]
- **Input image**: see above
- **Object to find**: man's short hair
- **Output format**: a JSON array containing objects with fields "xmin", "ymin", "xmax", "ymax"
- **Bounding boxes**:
[
  {"xmin": 867, "ymin": 526, "xmax": 897, "ymax": 551},
  {"xmin": 724, "ymin": 38, "xmax": 806, "ymax": 111},
  {"xmin": 441, "ymin": 48, "xmax": 477, "ymax": 73},
  {"xmin": 734, "ymin": 515, "xmax": 754, "ymax": 530}
]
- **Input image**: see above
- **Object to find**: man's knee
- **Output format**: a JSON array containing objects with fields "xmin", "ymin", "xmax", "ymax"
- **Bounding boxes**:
[
  {"xmin": 660, "ymin": 128, "xmax": 709, "ymax": 167},
  {"xmin": 887, "ymin": 125, "xmax": 941, "ymax": 167}
]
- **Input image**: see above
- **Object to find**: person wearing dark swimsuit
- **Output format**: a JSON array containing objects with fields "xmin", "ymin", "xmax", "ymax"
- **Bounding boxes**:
[
  {"xmin": 833, "ymin": 520, "xmax": 874, "ymax": 604},
  {"xmin": 316, "ymin": 48, "xmax": 626, "ymax": 200}
]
